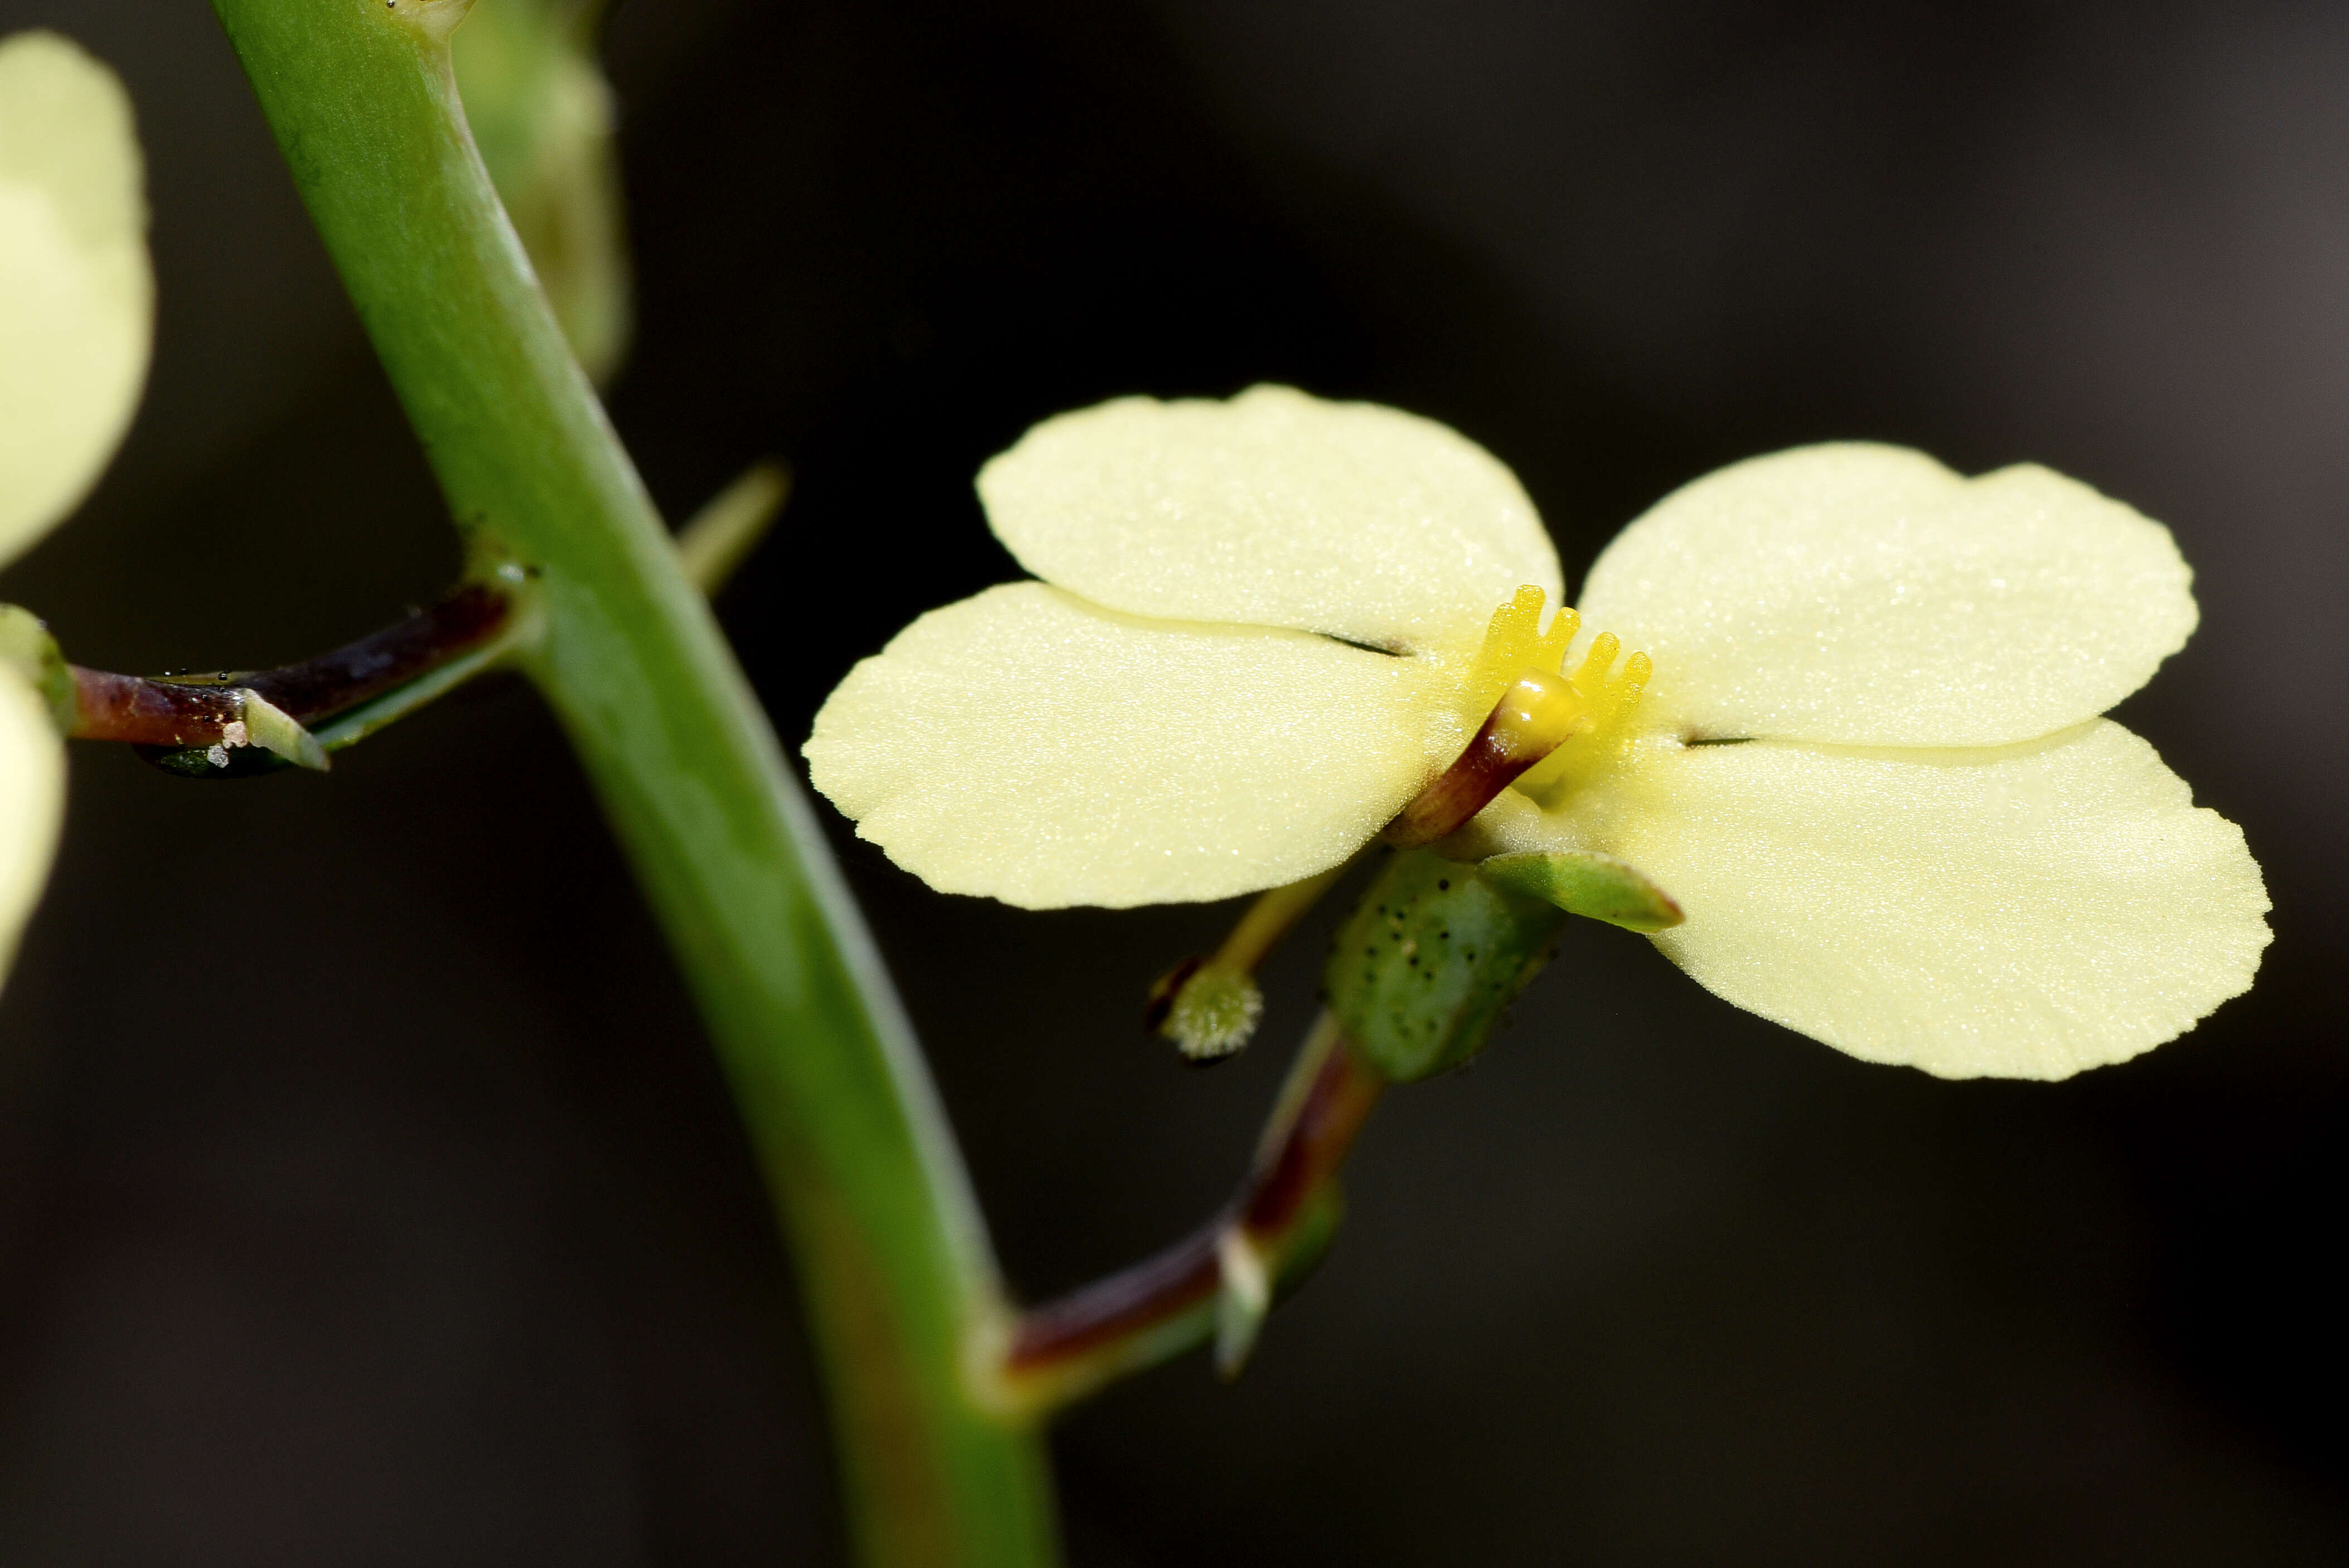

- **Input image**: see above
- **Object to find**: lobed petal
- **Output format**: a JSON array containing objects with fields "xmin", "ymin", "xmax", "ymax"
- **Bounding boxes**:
[
  {"xmin": 0, "ymin": 670, "xmax": 65, "ymax": 990},
  {"xmin": 1502, "ymin": 722, "xmax": 2268, "ymax": 1078},
  {"xmin": 804, "ymin": 583, "xmax": 1461, "ymax": 909},
  {"xmin": 1577, "ymin": 444, "xmax": 2197, "ymax": 747},
  {"xmin": 979, "ymin": 385, "xmax": 1562, "ymax": 657},
  {"xmin": 0, "ymin": 31, "xmax": 152, "ymax": 565}
]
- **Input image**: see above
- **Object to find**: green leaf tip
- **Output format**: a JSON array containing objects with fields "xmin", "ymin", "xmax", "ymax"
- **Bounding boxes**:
[
  {"xmin": 675, "ymin": 460, "xmax": 790, "ymax": 596},
  {"xmin": 1213, "ymin": 1230, "xmax": 1270, "ymax": 1378},
  {"xmin": 238, "ymin": 690, "xmax": 331, "ymax": 771},
  {"xmin": 1477, "ymin": 849, "xmax": 1683, "ymax": 932}
]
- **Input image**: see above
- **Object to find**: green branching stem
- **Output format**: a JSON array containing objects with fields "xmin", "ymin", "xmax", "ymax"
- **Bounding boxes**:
[
  {"xmin": 994, "ymin": 1012, "xmax": 1384, "ymax": 1414},
  {"xmin": 993, "ymin": 848, "xmax": 1569, "ymax": 1411},
  {"xmin": 204, "ymin": 3, "xmax": 1057, "ymax": 1564}
]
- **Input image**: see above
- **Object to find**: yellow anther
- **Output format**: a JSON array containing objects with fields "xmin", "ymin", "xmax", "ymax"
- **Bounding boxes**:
[
  {"xmin": 1613, "ymin": 650, "xmax": 1652, "ymax": 712},
  {"xmin": 1517, "ymin": 633, "xmax": 1652, "ymax": 797},
  {"xmin": 1534, "ymin": 603, "xmax": 1577, "ymax": 674},
  {"xmin": 1393, "ymin": 589, "xmax": 1651, "ymax": 844},
  {"xmin": 1462, "ymin": 585, "xmax": 1577, "ymax": 720},
  {"xmin": 1570, "ymin": 631, "xmax": 1621, "ymax": 695}
]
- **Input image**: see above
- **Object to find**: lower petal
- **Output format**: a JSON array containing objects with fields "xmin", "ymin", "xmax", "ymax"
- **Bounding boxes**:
[
  {"xmin": 0, "ymin": 670, "xmax": 66, "ymax": 990},
  {"xmin": 1557, "ymin": 721, "xmax": 2269, "ymax": 1078},
  {"xmin": 805, "ymin": 583, "xmax": 1457, "ymax": 909}
]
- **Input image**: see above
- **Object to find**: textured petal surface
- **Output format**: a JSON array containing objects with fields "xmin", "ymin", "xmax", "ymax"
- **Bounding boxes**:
[
  {"xmin": 0, "ymin": 670, "xmax": 65, "ymax": 990},
  {"xmin": 0, "ymin": 31, "xmax": 150, "ymax": 564},
  {"xmin": 1488, "ymin": 722, "xmax": 2268, "ymax": 1078},
  {"xmin": 805, "ymin": 583, "xmax": 1461, "ymax": 908},
  {"xmin": 1577, "ymin": 444, "xmax": 2197, "ymax": 747},
  {"xmin": 979, "ymin": 385, "xmax": 1562, "ymax": 655}
]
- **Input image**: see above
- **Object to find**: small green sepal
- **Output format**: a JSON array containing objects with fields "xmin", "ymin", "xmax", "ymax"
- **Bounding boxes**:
[
  {"xmin": 0, "ymin": 604, "xmax": 77, "ymax": 733},
  {"xmin": 1478, "ymin": 849, "xmax": 1684, "ymax": 932},
  {"xmin": 240, "ymin": 690, "xmax": 332, "ymax": 771},
  {"xmin": 1325, "ymin": 849, "xmax": 1569, "ymax": 1083},
  {"xmin": 1213, "ymin": 1230, "xmax": 1270, "ymax": 1378},
  {"xmin": 141, "ymin": 689, "xmax": 332, "ymax": 777}
]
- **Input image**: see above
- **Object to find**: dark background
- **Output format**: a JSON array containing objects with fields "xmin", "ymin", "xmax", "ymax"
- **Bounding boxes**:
[{"xmin": 2, "ymin": 0, "xmax": 2345, "ymax": 1562}]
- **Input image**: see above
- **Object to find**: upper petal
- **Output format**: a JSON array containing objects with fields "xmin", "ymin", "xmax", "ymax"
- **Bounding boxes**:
[
  {"xmin": 804, "ymin": 582, "xmax": 1462, "ymax": 909},
  {"xmin": 0, "ymin": 669, "xmax": 66, "ymax": 991},
  {"xmin": 0, "ymin": 31, "xmax": 152, "ymax": 565},
  {"xmin": 979, "ymin": 385, "xmax": 1562, "ymax": 656},
  {"xmin": 1577, "ymin": 444, "xmax": 2197, "ymax": 747},
  {"xmin": 1503, "ymin": 720, "xmax": 2268, "ymax": 1079}
]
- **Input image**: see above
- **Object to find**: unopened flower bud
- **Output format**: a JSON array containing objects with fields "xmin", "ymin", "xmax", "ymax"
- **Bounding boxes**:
[{"xmin": 1147, "ymin": 957, "xmax": 1264, "ymax": 1062}]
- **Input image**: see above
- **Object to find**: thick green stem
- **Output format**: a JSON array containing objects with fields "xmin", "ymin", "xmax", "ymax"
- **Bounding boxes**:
[{"xmin": 206, "ymin": 3, "xmax": 1057, "ymax": 1562}]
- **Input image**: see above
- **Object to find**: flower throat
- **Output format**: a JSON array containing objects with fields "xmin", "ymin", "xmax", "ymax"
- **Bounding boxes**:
[{"xmin": 1385, "ymin": 586, "xmax": 1650, "ymax": 848}]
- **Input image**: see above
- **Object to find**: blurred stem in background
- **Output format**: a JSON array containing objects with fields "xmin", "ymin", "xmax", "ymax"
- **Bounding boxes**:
[
  {"xmin": 205, "ymin": 1, "xmax": 1058, "ymax": 1564},
  {"xmin": 450, "ymin": 0, "xmax": 631, "ymax": 384}
]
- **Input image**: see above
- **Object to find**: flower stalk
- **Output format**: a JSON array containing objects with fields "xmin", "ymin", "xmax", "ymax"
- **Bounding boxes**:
[
  {"xmin": 997, "ymin": 1010, "xmax": 1386, "ymax": 1414},
  {"xmin": 1146, "ymin": 862, "xmax": 1348, "ymax": 1060},
  {"xmin": 62, "ymin": 459, "xmax": 784, "ymax": 778},
  {"xmin": 1000, "ymin": 845, "xmax": 1572, "ymax": 1411},
  {"xmin": 67, "ymin": 579, "xmax": 514, "ymax": 773},
  {"xmin": 205, "ymin": 3, "xmax": 1055, "ymax": 1564}
]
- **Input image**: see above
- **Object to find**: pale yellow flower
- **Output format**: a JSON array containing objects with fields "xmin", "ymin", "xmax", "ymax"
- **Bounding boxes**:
[
  {"xmin": 0, "ymin": 31, "xmax": 153, "ymax": 984},
  {"xmin": 806, "ymin": 386, "xmax": 2269, "ymax": 1080}
]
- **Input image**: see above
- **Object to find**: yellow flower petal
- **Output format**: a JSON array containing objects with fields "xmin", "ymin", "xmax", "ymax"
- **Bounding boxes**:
[
  {"xmin": 1534, "ymin": 720, "xmax": 2268, "ymax": 1079},
  {"xmin": 805, "ymin": 582, "xmax": 1460, "ymax": 908},
  {"xmin": 0, "ymin": 31, "xmax": 151, "ymax": 564},
  {"xmin": 978, "ymin": 385, "xmax": 1562, "ymax": 657},
  {"xmin": 0, "ymin": 669, "xmax": 65, "ymax": 989},
  {"xmin": 1577, "ymin": 444, "xmax": 2197, "ymax": 747}
]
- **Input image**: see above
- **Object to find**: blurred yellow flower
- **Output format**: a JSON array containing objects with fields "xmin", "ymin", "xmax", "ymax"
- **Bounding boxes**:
[
  {"xmin": 0, "ymin": 31, "xmax": 153, "ymax": 985},
  {"xmin": 451, "ymin": 0, "xmax": 631, "ymax": 384}
]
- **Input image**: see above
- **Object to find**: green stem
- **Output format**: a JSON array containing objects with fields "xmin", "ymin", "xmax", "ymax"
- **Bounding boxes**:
[
  {"xmin": 994, "ymin": 1013, "xmax": 1385, "ymax": 1415},
  {"xmin": 206, "ymin": 3, "xmax": 1057, "ymax": 1562}
]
